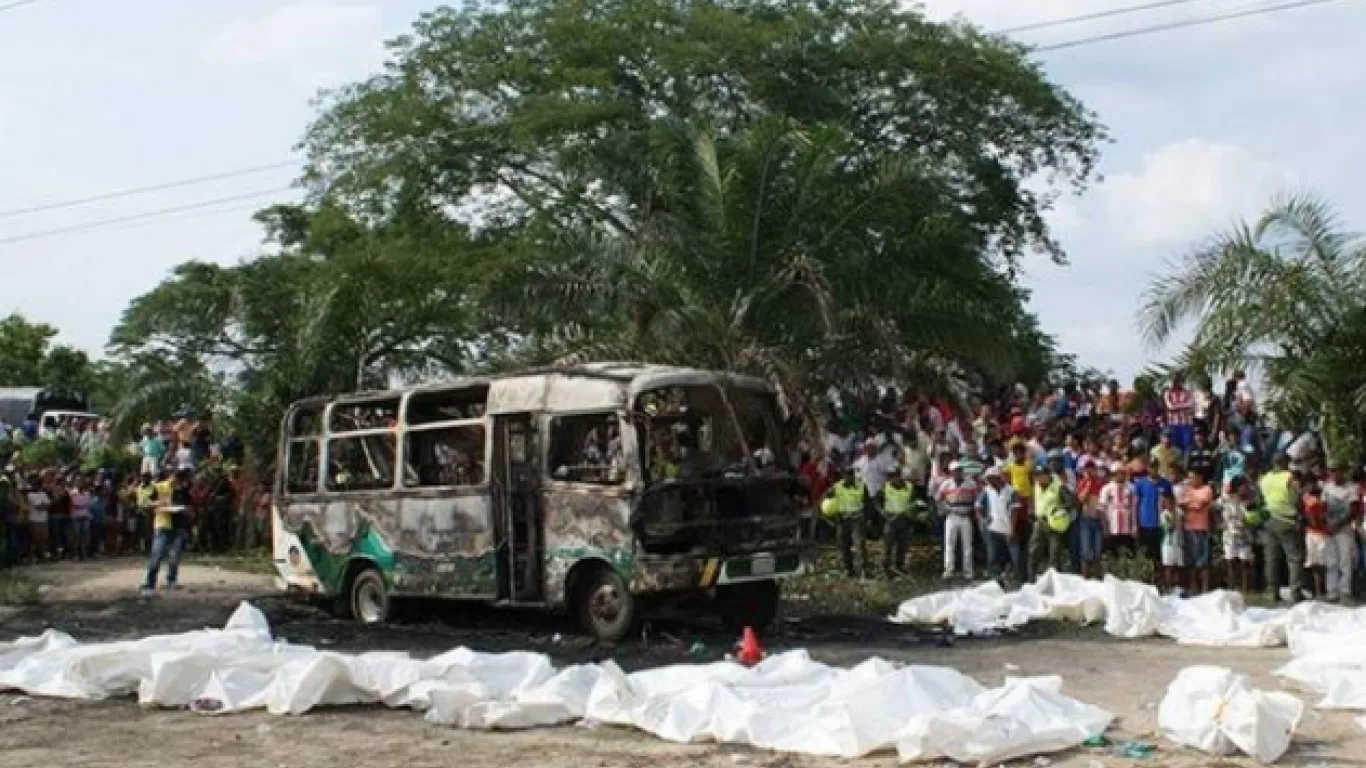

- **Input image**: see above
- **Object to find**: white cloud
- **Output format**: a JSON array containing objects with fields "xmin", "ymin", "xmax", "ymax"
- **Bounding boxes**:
[
  {"xmin": 200, "ymin": 2, "xmax": 383, "ymax": 81},
  {"xmin": 1102, "ymin": 139, "xmax": 1294, "ymax": 245}
]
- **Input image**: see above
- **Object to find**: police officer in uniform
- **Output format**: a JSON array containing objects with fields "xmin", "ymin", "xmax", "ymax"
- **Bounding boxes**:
[
  {"xmin": 878, "ymin": 469, "xmax": 916, "ymax": 577},
  {"xmin": 822, "ymin": 466, "xmax": 870, "ymax": 577}
]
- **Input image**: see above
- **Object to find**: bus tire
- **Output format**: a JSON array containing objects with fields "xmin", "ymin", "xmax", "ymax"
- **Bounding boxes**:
[
  {"xmin": 715, "ymin": 579, "xmax": 780, "ymax": 633},
  {"xmin": 575, "ymin": 565, "xmax": 636, "ymax": 643},
  {"xmin": 349, "ymin": 567, "xmax": 390, "ymax": 626}
]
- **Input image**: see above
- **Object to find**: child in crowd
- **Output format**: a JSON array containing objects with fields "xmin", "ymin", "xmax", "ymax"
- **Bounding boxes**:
[
  {"xmin": 1302, "ymin": 476, "xmax": 1330, "ymax": 598},
  {"xmin": 1218, "ymin": 476, "xmax": 1257, "ymax": 593},
  {"xmin": 1159, "ymin": 494, "xmax": 1184, "ymax": 594}
]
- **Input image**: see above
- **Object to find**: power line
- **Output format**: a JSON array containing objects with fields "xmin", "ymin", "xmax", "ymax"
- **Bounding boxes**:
[
  {"xmin": 0, "ymin": 0, "xmax": 48, "ymax": 12},
  {"xmin": 1035, "ymin": 0, "xmax": 1352, "ymax": 51},
  {"xmin": 0, "ymin": 187, "xmax": 296, "ymax": 245},
  {"xmin": 0, "ymin": 0, "xmax": 1349, "ymax": 245},
  {"xmin": 996, "ymin": 0, "xmax": 1215, "ymax": 34},
  {"xmin": 0, "ymin": 159, "xmax": 299, "ymax": 218}
]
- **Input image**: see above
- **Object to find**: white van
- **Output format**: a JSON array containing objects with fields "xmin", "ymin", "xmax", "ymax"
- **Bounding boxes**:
[{"xmin": 39, "ymin": 410, "xmax": 101, "ymax": 437}]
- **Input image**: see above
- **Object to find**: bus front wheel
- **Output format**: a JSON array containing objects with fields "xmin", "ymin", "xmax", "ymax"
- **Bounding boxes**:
[
  {"xmin": 575, "ymin": 565, "xmax": 636, "ymax": 643},
  {"xmin": 349, "ymin": 568, "xmax": 390, "ymax": 626},
  {"xmin": 715, "ymin": 580, "xmax": 780, "ymax": 634}
]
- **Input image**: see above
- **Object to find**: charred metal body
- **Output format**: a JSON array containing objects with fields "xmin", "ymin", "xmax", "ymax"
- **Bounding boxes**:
[{"xmin": 271, "ymin": 363, "xmax": 811, "ymax": 641}]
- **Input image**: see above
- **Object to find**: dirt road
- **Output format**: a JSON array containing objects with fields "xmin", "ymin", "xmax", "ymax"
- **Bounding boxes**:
[{"xmin": 2, "ymin": 560, "xmax": 1363, "ymax": 768}]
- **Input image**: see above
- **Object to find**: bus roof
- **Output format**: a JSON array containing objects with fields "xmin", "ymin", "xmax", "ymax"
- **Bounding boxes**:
[
  {"xmin": 288, "ymin": 364, "xmax": 774, "ymax": 417},
  {"xmin": 0, "ymin": 387, "xmax": 43, "ymax": 402}
]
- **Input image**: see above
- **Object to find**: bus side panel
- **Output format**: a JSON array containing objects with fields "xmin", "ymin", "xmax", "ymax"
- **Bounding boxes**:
[
  {"xmin": 390, "ymin": 492, "xmax": 497, "ymax": 598},
  {"xmin": 540, "ymin": 488, "xmax": 634, "ymax": 608},
  {"xmin": 273, "ymin": 498, "xmax": 367, "ymax": 595}
]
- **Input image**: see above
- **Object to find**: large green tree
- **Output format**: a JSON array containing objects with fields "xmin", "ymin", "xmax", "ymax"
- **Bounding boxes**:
[
  {"xmin": 1139, "ymin": 194, "xmax": 1366, "ymax": 460},
  {"xmin": 297, "ymin": 0, "xmax": 1105, "ymax": 405},
  {"xmin": 0, "ymin": 313, "xmax": 97, "ymax": 394},
  {"xmin": 490, "ymin": 117, "xmax": 1061, "ymax": 416},
  {"xmin": 109, "ymin": 205, "xmax": 495, "ymax": 460},
  {"xmin": 0, "ymin": 314, "xmax": 58, "ymax": 386}
]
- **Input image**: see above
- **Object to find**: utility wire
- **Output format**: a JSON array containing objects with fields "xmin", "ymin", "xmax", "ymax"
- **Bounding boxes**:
[
  {"xmin": 0, "ymin": 187, "xmax": 295, "ymax": 245},
  {"xmin": 0, "ymin": 0, "xmax": 1350, "ymax": 243},
  {"xmin": 1034, "ymin": 0, "xmax": 1352, "ymax": 51},
  {"xmin": 0, "ymin": 159, "xmax": 299, "ymax": 218},
  {"xmin": 996, "ymin": 0, "xmax": 1216, "ymax": 34}
]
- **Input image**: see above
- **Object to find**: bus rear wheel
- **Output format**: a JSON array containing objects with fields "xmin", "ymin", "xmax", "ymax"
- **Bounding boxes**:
[
  {"xmin": 575, "ymin": 566, "xmax": 636, "ymax": 643},
  {"xmin": 349, "ymin": 568, "xmax": 390, "ymax": 626},
  {"xmin": 715, "ymin": 580, "xmax": 780, "ymax": 634}
]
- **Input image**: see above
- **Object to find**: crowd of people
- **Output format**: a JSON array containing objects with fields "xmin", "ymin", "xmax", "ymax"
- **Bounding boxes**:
[
  {"xmin": 1, "ymin": 414, "xmax": 272, "ymax": 590},
  {"xmin": 807, "ymin": 372, "xmax": 1364, "ymax": 604},
  {"xmin": 7, "ymin": 374, "xmax": 1364, "ymax": 606}
]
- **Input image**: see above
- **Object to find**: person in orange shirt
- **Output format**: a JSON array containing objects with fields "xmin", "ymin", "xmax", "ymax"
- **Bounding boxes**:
[{"xmin": 1177, "ymin": 466, "xmax": 1215, "ymax": 595}]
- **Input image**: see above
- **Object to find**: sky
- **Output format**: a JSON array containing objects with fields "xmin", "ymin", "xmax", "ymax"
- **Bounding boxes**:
[{"xmin": 2, "ymin": 0, "xmax": 1363, "ymax": 382}]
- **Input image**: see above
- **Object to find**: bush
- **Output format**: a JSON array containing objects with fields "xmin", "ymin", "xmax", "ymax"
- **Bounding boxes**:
[
  {"xmin": 16, "ymin": 436, "xmax": 79, "ymax": 470},
  {"xmin": 79, "ymin": 444, "xmax": 140, "ymax": 476}
]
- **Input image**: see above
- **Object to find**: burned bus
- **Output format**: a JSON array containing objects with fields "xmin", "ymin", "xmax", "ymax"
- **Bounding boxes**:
[{"xmin": 271, "ymin": 364, "xmax": 811, "ymax": 641}]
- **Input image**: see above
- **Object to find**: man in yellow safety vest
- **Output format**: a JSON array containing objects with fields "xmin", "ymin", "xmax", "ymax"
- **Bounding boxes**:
[
  {"xmin": 1028, "ymin": 464, "xmax": 1073, "ymax": 580},
  {"xmin": 879, "ymin": 470, "xmax": 916, "ymax": 577},
  {"xmin": 822, "ymin": 466, "xmax": 870, "ymax": 577},
  {"xmin": 1258, "ymin": 454, "xmax": 1302, "ymax": 603}
]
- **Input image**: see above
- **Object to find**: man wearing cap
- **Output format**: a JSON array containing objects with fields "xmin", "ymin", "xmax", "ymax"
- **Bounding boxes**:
[
  {"xmin": 936, "ymin": 460, "xmax": 979, "ymax": 580},
  {"xmin": 1099, "ymin": 461, "xmax": 1138, "ymax": 561},
  {"xmin": 878, "ymin": 470, "xmax": 916, "ymax": 577},
  {"xmin": 1029, "ymin": 464, "xmax": 1073, "ymax": 579},
  {"xmin": 977, "ymin": 466, "xmax": 1017, "ymax": 581},
  {"xmin": 822, "ymin": 466, "xmax": 871, "ymax": 578}
]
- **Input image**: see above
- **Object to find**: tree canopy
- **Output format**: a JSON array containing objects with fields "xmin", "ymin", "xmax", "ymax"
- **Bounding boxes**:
[
  {"xmin": 102, "ymin": 0, "xmax": 1106, "ymax": 466},
  {"xmin": 0, "ymin": 313, "xmax": 99, "ymax": 400},
  {"xmin": 1139, "ymin": 193, "xmax": 1366, "ymax": 461}
]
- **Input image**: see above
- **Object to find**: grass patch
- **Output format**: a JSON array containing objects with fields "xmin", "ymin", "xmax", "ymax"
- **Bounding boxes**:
[
  {"xmin": 189, "ymin": 550, "xmax": 275, "ymax": 575},
  {"xmin": 784, "ymin": 543, "xmax": 936, "ymax": 616},
  {"xmin": 0, "ymin": 570, "xmax": 42, "ymax": 605},
  {"xmin": 784, "ymin": 542, "xmax": 1162, "ymax": 619}
]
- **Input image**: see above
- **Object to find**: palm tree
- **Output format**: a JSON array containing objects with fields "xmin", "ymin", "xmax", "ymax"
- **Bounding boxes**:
[
  {"xmin": 1138, "ymin": 193, "xmax": 1366, "ymax": 460},
  {"xmin": 495, "ymin": 116, "xmax": 1046, "ymax": 431}
]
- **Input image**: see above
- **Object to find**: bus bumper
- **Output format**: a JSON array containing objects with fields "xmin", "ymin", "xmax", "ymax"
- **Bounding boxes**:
[{"xmin": 630, "ymin": 549, "xmax": 807, "ymax": 594}]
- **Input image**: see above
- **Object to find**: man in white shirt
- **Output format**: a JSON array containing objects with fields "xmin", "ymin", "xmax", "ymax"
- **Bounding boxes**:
[
  {"xmin": 976, "ymin": 467, "xmax": 1017, "ymax": 582},
  {"xmin": 936, "ymin": 461, "xmax": 979, "ymax": 580},
  {"xmin": 855, "ymin": 441, "xmax": 896, "ymax": 498}
]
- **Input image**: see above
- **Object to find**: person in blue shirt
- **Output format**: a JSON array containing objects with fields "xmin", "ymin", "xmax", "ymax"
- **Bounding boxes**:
[
  {"xmin": 21, "ymin": 414, "xmax": 37, "ymax": 441},
  {"xmin": 1132, "ymin": 464, "xmax": 1163, "ymax": 573}
]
